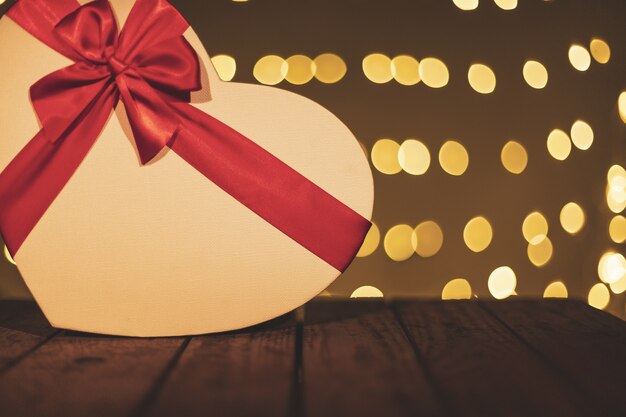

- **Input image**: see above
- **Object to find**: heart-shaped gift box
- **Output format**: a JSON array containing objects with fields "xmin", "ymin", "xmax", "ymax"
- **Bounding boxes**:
[{"xmin": 0, "ymin": 0, "xmax": 373, "ymax": 336}]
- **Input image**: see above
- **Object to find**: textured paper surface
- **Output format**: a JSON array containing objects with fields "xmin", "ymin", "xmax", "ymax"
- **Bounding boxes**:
[{"xmin": 0, "ymin": 0, "xmax": 374, "ymax": 336}]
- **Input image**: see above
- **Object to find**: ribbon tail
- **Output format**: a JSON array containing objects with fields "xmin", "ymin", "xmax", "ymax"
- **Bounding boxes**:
[{"xmin": 167, "ymin": 101, "xmax": 372, "ymax": 272}]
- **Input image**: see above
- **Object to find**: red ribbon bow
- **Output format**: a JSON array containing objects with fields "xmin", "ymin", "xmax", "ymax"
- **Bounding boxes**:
[{"xmin": 0, "ymin": 0, "xmax": 371, "ymax": 272}]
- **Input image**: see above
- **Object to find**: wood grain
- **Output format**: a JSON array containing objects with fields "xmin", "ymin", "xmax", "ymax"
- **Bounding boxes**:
[{"xmin": 301, "ymin": 300, "xmax": 443, "ymax": 417}]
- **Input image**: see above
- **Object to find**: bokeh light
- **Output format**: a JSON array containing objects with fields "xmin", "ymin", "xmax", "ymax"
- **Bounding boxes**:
[
  {"xmin": 211, "ymin": 55, "xmax": 237, "ymax": 81},
  {"xmin": 442, "ymin": 278, "xmax": 472, "ymax": 300},
  {"xmin": 414, "ymin": 221, "xmax": 444, "ymax": 257},
  {"xmin": 439, "ymin": 140, "xmax": 469, "ymax": 176},
  {"xmin": 371, "ymin": 139, "xmax": 402, "ymax": 174},
  {"xmin": 588, "ymin": 283, "xmax": 610, "ymax": 310},
  {"xmin": 467, "ymin": 63, "xmax": 496, "ymax": 94},
  {"xmin": 522, "ymin": 60, "xmax": 548, "ymax": 89},
  {"xmin": 398, "ymin": 139, "xmax": 430, "ymax": 175},
  {"xmin": 253, "ymin": 55, "xmax": 288, "ymax": 85},
  {"xmin": 488, "ymin": 266, "xmax": 517, "ymax": 300},
  {"xmin": 569, "ymin": 120, "xmax": 594, "ymax": 150},
  {"xmin": 362, "ymin": 53, "xmax": 393, "ymax": 84},
  {"xmin": 589, "ymin": 38, "xmax": 611, "ymax": 64},
  {"xmin": 384, "ymin": 224, "xmax": 417, "ymax": 261},
  {"xmin": 418, "ymin": 57, "xmax": 449, "ymax": 88},
  {"xmin": 351, "ymin": 286, "xmax": 384, "ymax": 298},
  {"xmin": 463, "ymin": 216, "xmax": 493, "ymax": 252},
  {"xmin": 452, "ymin": 0, "xmax": 479, "ymax": 11},
  {"xmin": 313, "ymin": 53, "xmax": 347, "ymax": 84},
  {"xmin": 356, "ymin": 222, "xmax": 380, "ymax": 257},
  {"xmin": 606, "ymin": 165, "xmax": 626, "ymax": 213},
  {"xmin": 522, "ymin": 211, "xmax": 549, "ymax": 244},
  {"xmin": 391, "ymin": 55, "xmax": 420, "ymax": 86},
  {"xmin": 494, "ymin": 0, "xmax": 517, "ymax": 10},
  {"xmin": 546, "ymin": 128, "xmax": 572, "ymax": 161},
  {"xmin": 619, "ymin": 92, "xmax": 626, "ymax": 124},
  {"xmin": 285, "ymin": 55, "xmax": 315, "ymax": 85},
  {"xmin": 527, "ymin": 236, "xmax": 553, "ymax": 267},
  {"xmin": 568, "ymin": 44, "xmax": 591, "ymax": 71},
  {"xmin": 501, "ymin": 140, "xmax": 528, "ymax": 174},
  {"xmin": 598, "ymin": 252, "xmax": 626, "ymax": 284},
  {"xmin": 543, "ymin": 281, "xmax": 568, "ymax": 298},
  {"xmin": 559, "ymin": 202, "xmax": 585, "ymax": 234},
  {"xmin": 609, "ymin": 215, "xmax": 626, "ymax": 244}
]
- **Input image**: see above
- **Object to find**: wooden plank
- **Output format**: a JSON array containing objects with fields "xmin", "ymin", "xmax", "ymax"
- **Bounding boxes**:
[
  {"xmin": 301, "ymin": 300, "xmax": 443, "ymax": 417},
  {"xmin": 146, "ymin": 312, "xmax": 297, "ymax": 417},
  {"xmin": 0, "ymin": 300, "xmax": 58, "ymax": 372},
  {"xmin": 0, "ymin": 327, "xmax": 186, "ymax": 417},
  {"xmin": 484, "ymin": 299, "xmax": 626, "ymax": 417},
  {"xmin": 396, "ymin": 300, "xmax": 594, "ymax": 417}
]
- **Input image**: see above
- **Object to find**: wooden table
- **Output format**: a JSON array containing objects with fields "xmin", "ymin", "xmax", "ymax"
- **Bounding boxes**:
[{"xmin": 0, "ymin": 299, "xmax": 625, "ymax": 417}]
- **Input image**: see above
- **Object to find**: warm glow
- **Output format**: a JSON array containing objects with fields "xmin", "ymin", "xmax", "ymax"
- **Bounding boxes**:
[
  {"xmin": 559, "ymin": 202, "xmax": 585, "ymax": 234},
  {"xmin": 452, "ymin": 0, "xmax": 478, "ymax": 10},
  {"xmin": 463, "ymin": 216, "xmax": 493, "ymax": 252},
  {"xmin": 4, "ymin": 245, "xmax": 15, "ymax": 266},
  {"xmin": 609, "ymin": 275, "xmax": 626, "ymax": 295},
  {"xmin": 356, "ymin": 222, "xmax": 380, "ymax": 257},
  {"xmin": 362, "ymin": 53, "xmax": 393, "ymax": 84},
  {"xmin": 253, "ymin": 55, "xmax": 288, "ymax": 85},
  {"xmin": 608, "ymin": 164, "xmax": 626, "ymax": 189},
  {"xmin": 522, "ymin": 211, "xmax": 549, "ymax": 244},
  {"xmin": 488, "ymin": 266, "xmax": 517, "ymax": 300},
  {"xmin": 588, "ymin": 283, "xmax": 610, "ymax": 310},
  {"xmin": 285, "ymin": 55, "xmax": 315, "ymax": 85},
  {"xmin": 391, "ymin": 55, "xmax": 420, "ymax": 86},
  {"xmin": 442, "ymin": 278, "xmax": 472, "ymax": 300},
  {"xmin": 598, "ymin": 252, "xmax": 626, "ymax": 284},
  {"xmin": 527, "ymin": 236, "xmax": 553, "ymax": 267},
  {"xmin": 609, "ymin": 215, "xmax": 626, "ymax": 244},
  {"xmin": 501, "ymin": 140, "xmax": 528, "ymax": 174},
  {"xmin": 494, "ymin": 0, "xmax": 517, "ymax": 10},
  {"xmin": 211, "ymin": 55, "xmax": 237, "ymax": 81},
  {"xmin": 589, "ymin": 38, "xmax": 611, "ymax": 64},
  {"xmin": 398, "ymin": 139, "xmax": 430, "ymax": 175},
  {"xmin": 384, "ymin": 225, "xmax": 417, "ymax": 261},
  {"xmin": 568, "ymin": 44, "xmax": 591, "ymax": 71},
  {"xmin": 607, "ymin": 184, "xmax": 626, "ymax": 214},
  {"xmin": 523, "ymin": 60, "xmax": 548, "ymax": 89},
  {"xmin": 419, "ymin": 57, "xmax": 449, "ymax": 88},
  {"xmin": 414, "ymin": 221, "xmax": 444, "ymax": 257},
  {"xmin": 619, "ymin": 92, "xmax": 626, "ymax": 124},
  {"xmin": 543, "ymin": 281, "xmax": 568, "ymax": 298},
  {"xmin": 467, "ymin": 63, "xmax": 496, "ymax": 94},
  {"xmin": 546, "ymin": 128, "xmax": 572, "ymax": 161},
  {"xmin": 569, "ymin": 120, "xmax": 593, "ymax": 150},
  {"xmin": 313, "ymin": 53, "xmax": 347, "ymax": 84},
  {"xmin": 351, "ymin": 286, "xmax": 384, "ymax": 298},
  {"xmin": 371, "ymin": 139, "xmax": 402, "ymax": 174},
  {"xmin": 439, "ymin": 140, "xmax": 469, "ymax": 176}
]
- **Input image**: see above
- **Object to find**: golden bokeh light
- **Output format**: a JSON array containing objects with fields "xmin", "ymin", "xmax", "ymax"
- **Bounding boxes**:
[
  {"xmin": 546, "ymin": 128, "xmax": 572, "ymax": 161},
  {"xmin": 619, "ymin": 92, "xmax": 626, "ymax": 124},
  {"xmin": 559, "ymin": 202, "xmax": 585, "ymax": 234},
  {"xmin": 588, "ymin": 283, "xmax": 610, "ymax": 310},
  {"xmin": 609, "ymin": 275, "xmax": 626, "ymax": 295},
  {"xmin": 609, "ymin": 215, "xmax": 626, "ymax": 244},
  {"xmin": 211, "ymin": 55, "xmax": 237, "ymax": 82},
  {"xmin": 439, "ymin": 140, "xmax": 469, "ymax": 176},
  {"xmin": 494, "ymin": 0, "xmax": 517, "ymax": 10},
  {"xmin": 414, "ymin": 221, "xmax": 444, "ymax": 257},
  {"xmin": 522, "ymin": 211, "xmax": 548, "ymax": 244},
  {"xmin": 253, "ymin": 55, "xmax": 288, "ymax": 85},
  {"xmin": 362, "ymin": 53, "xmax": 393, "ymax": 84},
  {"xmin": 4, "ymin": 245, "xmax": 16, "ymax": 266},
  {"xmin": 398, "ymin": 139, "xmax": 430, "ymax": 175},
  {"xmin": 527, "ymin": 236, "xmax": 553, "ymax": 267},
  {"xmin": 371, "ymin": 139, "xmax": 402, "ymax": 174},
  {"xmin": 452, "ymin": 0, "xmax": 479, "ymax": 11},
  {"xmin": 285, "ymin": 55, "xmax": 315, "ymax": 85},
  {"xmin": 351, "ymin": 286, "xmax": 384, "ymax": 298},
  {"xmin": 543, "ymin": 281, "xmax": 568, "ymax": 298},
  {"xmin": 522, "ymin": 60, "xmax": 548, "ymax": 89},
  {"xmin": 442, "ymin": 278, "xmax": 472, "ymax": 300},
  {"xmin": 463, "ymin": 216, "xmax": 493, "ymax": 252},
  {"xmin": 589, "ymin": 38, "xmax": 611, "ymax": 64},
  {"xmin": 501, "ymin": 140, "xmax": 528, "ymax": 174},
  {"xmin": 356, "ymin": 222, "xmax": 380, "ymax": 257},
  {"xmin": 568, "ymin": 44, "xmax": 591, "ymax": 71},
  {"xmin": 418, "ymin": 57, "xmax": 449, "ymax": 88},
  {"xmin": 598, "ymin": 252, "xmax": 626, "ymax": 284},
  {"xmin": 606, "ymin": 170, "xmax": 626, "ymax": 213},
  {"xmin": 384, "ymin": 224, "xmax": 417, "ymax": 261},
  {"xmin": 391, "ymin": 55, "xmax": 420, "ymax": 86},
  {"xmin": 607, "ymin": 164, "xmax": 626, "ymax": 189},
  {"xmin": 467, "ymin": 63, "xmax": 496, "ymax": 94},
  {"xmin": 570, "ymin": 120, "xmax": 593, "ymax": 150},
  {"xmin": 488, "ymin": 266, "xmax": 517, "ymax": 300},
  {"xmin": 313, "ymin": 53, "xmax": 347, "ymax": 84}
]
